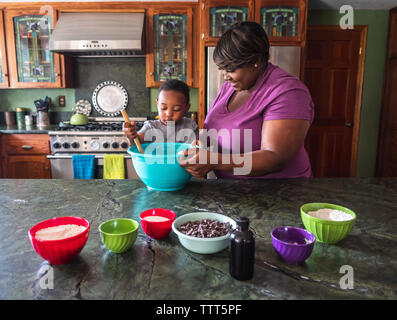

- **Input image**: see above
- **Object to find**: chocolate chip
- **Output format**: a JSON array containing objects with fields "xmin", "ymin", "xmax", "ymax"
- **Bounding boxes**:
[{"xmin": 177, "ymin": 219, "xmax": 232, "ymax": 238}]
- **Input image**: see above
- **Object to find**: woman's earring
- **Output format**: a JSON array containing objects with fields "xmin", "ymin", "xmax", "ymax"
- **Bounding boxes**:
[{"xmin": 254, "ymin": 64, "xmax": 258, "ymax": 68}]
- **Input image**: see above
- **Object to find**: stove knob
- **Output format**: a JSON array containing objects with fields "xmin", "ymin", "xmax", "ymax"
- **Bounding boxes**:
[
  {"xmin": 112, "ymin": 142, "xmax": 119, "ymax": 149},
  {"xmin": 71, "ymin": 142, "xmax": 80, "ymax": 149},
  {"xmin": 62, "ymin": 142, "xmax": 70, "ymax": 149},
  {"xmin": 120, "ymin": 142, "xmax": 129, "ymax": 149},
  {"xmin": 53, "ymin": 142, "xmax": 61, "ymax": 149},
  {"xmin": 102, "ymin": 142, "xmax": 110, "ymax": 149}
]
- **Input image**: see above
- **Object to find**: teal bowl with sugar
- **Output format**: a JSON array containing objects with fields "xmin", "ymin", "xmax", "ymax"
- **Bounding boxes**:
[
  {"xmin": 99, "ymin": 218, "xmax": 139, "ymax": 253},
  {"xmin": 300, "ymin": 203, "xmax": 356, "ymax": 244}
]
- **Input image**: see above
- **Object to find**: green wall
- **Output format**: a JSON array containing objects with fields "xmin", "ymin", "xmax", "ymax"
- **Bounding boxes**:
[
  {"xmin": 308, "ymin": 10, "xmax": 389, "ymax": 177},
  {"xmin": 0, "ymin": 88, "xmax": 75, "ymax": 112}
]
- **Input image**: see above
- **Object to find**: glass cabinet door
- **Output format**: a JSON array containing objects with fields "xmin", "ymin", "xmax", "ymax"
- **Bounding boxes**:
[
  {"xmin": 153, "ymin": 14, "xmax": 188, "ymax": 82},
  {"xmin": 209, "ymin": 6, "xmax": 249, "ymax": 37},
  {"xmin": 261, "ymin": 7, "xmax": 299, "ymax": 38},
  {"xmin": 13, "ymin": 15, "xmax": 56, "ymax": 83}
]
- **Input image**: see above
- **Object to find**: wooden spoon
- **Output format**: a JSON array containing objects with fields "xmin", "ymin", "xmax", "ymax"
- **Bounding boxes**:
[{"xmin": 121, "ymin": 109, "xmax": 144, "ymax": 154}]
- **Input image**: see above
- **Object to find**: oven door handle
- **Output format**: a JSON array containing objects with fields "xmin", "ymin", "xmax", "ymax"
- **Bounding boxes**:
[{"xmin": 46, "ymin": 155, "xmax": 132, "ymax": 159}]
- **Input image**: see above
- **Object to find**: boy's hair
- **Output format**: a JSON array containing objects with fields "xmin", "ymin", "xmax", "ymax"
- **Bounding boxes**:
[{"xmin": 158, "ymin": 79, "xmax": 190, "ymax": 105}]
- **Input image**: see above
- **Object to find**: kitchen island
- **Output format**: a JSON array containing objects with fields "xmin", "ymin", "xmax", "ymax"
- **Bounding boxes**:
[{"xmin": 0, "ymin": 178, "xmax": 396, "ymax": 300}]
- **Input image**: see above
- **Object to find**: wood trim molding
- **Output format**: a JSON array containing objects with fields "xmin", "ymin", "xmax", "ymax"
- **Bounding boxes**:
[
  {"xmin": 350, "ymin": 25, "xmax": 368, "ymax": 177},
  {"xmin": 375, "ymin": 7, "xmax": 397, "ymax": 176}
]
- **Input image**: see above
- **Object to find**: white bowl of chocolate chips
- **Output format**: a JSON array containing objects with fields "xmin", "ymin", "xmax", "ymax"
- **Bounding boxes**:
[{"xmin": 172, "ymin": 212, "xmax": 237, "ymax": 254}]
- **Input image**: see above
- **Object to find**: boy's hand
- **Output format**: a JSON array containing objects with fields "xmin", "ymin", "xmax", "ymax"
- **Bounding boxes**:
[{"xmin": 122, "ymin": 121, "xmax": 138, "ymax": 141}]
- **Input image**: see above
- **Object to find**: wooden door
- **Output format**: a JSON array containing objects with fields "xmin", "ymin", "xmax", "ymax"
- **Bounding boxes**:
[
  {"xmin": 304, "ymin": 26, "xmax": 366, "ymax": 177},
  {"xmin": 6, "ymin": 155, "xmax": 51, "ymax": 178},
  {"xmin": 376, "ymin": 8, "xmax": 397, "ymax": 176},
  {"xmin": 1, "ymin": 134, "xmax": 51, "ymax": 178}
]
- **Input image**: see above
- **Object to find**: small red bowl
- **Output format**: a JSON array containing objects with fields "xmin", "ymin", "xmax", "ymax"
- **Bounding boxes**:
[
  {"xmin": 139, "ymin": 208, "xmax": 176, "ymax": 240},
  {"xmin": 28, "ymin": 216, "xmax": 90, "ymax": 265}
]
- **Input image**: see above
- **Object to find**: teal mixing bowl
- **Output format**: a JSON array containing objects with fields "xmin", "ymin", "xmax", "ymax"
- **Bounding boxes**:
[{"xmin": 127, "ymin": 142, "xmax": 192, "ymax": 191}]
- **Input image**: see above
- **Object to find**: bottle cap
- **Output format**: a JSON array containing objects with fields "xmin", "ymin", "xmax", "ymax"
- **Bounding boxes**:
[{"xmin": 236, "ymin": 217, "xmax": 249, "ymax": 230}]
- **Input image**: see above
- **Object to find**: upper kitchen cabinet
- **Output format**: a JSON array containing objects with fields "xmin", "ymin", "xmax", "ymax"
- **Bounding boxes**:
[
  {"xmin": 254, "ymin": 0, "xmax": 308, "ymax": 45},
  {"xmin": 146, "ymin": 8, "xmax": 193, "ymax": 87},
  {"xmin": 3, "ymin": 8, "xmax": 71, "ymax": 88},
  {"xmin": 201, "ymin": 0, "xmax": 254, "ymax": 46}
]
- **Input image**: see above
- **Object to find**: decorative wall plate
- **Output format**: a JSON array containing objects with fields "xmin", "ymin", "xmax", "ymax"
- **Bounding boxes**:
[{"xmin": 92, "ymin": 81, "xmax": 128, "ymax": 117}]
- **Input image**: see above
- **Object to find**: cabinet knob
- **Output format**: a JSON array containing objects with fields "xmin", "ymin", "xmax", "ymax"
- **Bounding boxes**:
[
  {"xmin": 150, "ymin": 72, "xmax": 154, "ymax": 76},
  {"xmin": 345, "ymin": 122, "xmax": 353, "ymax": 127},
  {"xmin": 2, "ymin": 73, "xmax": 7, "ymax": 77},
  {"xmin": 21, "ymin": 145, "xmax": 33, "ymax": 150},
  {"xmin": 55, "ymin": 73, "xmax": 61, "ymax": 77}
]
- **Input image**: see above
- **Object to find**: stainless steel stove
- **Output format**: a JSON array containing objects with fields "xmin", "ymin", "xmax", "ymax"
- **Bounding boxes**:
[
  {"xmin": 49, "ymin": 117, "xmax": 145, "ymax": 153},
  {"xmin": 47, "ymin": 117, "xmax": 146, "ymax": 179}
]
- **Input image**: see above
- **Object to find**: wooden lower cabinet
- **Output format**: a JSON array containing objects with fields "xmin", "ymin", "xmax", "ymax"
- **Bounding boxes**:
[{"xmin": 1, "ymin": 134, "xmax": 51, "ymax": 179}]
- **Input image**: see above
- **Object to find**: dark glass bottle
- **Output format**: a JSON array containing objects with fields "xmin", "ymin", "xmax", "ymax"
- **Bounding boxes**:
[{"xmin": 229, "ymin": 217, "xmax": 255, "ymax": 280}]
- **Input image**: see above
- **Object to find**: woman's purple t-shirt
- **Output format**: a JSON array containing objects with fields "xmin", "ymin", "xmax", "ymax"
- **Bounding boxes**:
[{"xmin": 203, "ymin": 63, "xmax": 314, "ymax": 179}]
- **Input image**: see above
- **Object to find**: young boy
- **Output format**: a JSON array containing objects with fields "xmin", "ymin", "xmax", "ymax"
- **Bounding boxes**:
[{"xmin": 123, "ymin": 79, "xmax": 198, "ymax": 144}]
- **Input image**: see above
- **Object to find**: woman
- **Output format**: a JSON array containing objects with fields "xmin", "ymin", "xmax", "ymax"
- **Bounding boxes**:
[{"xmin": 178, "ymin": 21, "xmax": 314, "ymax": 179}]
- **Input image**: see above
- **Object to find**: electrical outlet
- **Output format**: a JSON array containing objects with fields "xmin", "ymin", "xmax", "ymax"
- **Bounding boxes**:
[{"xmin": 59, "ymin": 96, "xmax": 66, "ymax": 107}]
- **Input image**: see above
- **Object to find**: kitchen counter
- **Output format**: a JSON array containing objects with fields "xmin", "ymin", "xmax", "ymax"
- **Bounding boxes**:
[
  {"xmin": 0, "ymin": 125, "xmax": 58, "ymax": 134},
  {"xmin": 0, "ymin": 178, "xmax": 396, "ymax": 300}
]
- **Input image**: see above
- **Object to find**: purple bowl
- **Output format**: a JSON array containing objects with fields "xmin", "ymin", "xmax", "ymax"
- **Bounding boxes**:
[{"xmin": 271, "ymin": 226, "xmax": 316, "ymax": 264}]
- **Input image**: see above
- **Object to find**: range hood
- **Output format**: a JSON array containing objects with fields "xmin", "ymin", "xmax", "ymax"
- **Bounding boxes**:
[{"xmin": 50, "ymin": 12, "xmax": 145, "ymax": 57}]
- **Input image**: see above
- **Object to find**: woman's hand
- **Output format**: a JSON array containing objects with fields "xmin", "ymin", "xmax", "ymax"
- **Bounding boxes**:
[
  {"xmin": 178, "ymin": 140, "xmax": 217, "ymax": 178},
  {"xmin": 122, "ymin": 121, "xmax": 138, "ymax": 142}
]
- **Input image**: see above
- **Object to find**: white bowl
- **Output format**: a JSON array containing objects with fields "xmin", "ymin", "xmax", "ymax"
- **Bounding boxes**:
[{"xmin": 172, "ymin": 212, "xmax": 237, "ymax": 254}]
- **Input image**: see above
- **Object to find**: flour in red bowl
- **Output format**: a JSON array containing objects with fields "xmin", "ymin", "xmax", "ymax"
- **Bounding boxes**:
[{"xmin": 35, "ymin": 224, "xmax": 86, "ymax": 241}]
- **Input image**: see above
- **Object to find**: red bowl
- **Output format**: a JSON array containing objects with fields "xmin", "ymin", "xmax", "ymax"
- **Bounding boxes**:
[
  {"xmin": 28, "ymin": 216, "xmax": 90, "ymax": 265},
  {"xmin": 139, "ymin": 208, "xmax": 176, "ymax": 240}
]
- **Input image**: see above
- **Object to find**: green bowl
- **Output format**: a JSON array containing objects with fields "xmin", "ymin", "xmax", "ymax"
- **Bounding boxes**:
[
  {"xmin": 99, "ymin": 218, "xmax": 139, "ymax": 253},
  {"xmin": 300, "ymin": 203, "xmax": 356, "ymax": 244}
]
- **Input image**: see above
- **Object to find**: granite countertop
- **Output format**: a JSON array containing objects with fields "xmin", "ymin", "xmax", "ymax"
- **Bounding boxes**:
[
  {"xmin": 0, "ymin": 178, "xmax": 396, "ymax": 300},
  {"xmin": 0, "ymin": 125, "xmax": 59, "ymax": 134}
]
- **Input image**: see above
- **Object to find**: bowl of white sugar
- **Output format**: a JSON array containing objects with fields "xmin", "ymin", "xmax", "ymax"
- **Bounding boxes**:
[{"xmin": 300, "ymin": 203, "xmax": 356, "ymax": 244}]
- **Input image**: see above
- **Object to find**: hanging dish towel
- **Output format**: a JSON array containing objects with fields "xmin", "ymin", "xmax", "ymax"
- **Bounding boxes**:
[
  {"xmin": 103, "ymin": 154, "xmax": 125, "ymax": 179},
  {"xmin": 72, "ymin": 154, "xmax": 95, "ymax": 179}
]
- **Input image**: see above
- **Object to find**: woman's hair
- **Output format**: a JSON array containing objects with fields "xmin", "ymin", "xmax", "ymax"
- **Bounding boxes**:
[
  {"xmin": 158, "ymin": 79, "xmax": 190, "ymax": 105},
  {"xmin": 213, "ymin": 21, "xmax": 270, "ymax": 71}
]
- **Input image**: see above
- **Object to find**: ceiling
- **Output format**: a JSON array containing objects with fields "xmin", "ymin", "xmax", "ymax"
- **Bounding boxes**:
[{"xmin": 309, "ymin": 0, "xmax": 397, "ymax": 10}]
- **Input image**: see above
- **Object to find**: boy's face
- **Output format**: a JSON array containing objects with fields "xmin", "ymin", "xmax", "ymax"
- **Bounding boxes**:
[{"xmin": 156, "ymin": 90, "xmax": 189, "ymax": 126}]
